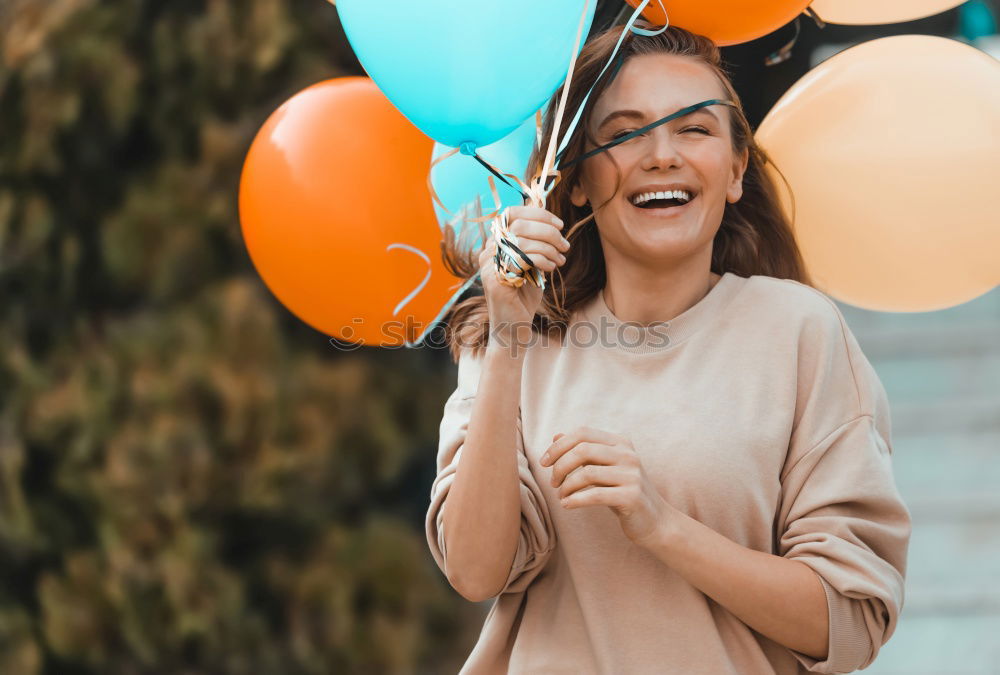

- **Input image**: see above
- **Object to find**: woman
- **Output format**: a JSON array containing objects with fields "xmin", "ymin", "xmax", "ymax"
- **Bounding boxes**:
[{"xmin": 426, "ymin": 23, "xmax": 911, "ymax": 675}]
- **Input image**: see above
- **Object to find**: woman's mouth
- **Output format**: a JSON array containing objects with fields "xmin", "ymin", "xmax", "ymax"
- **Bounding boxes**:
[{"xmin": 627, "ymin": 189, "xmax": 697, "ymax": 217}]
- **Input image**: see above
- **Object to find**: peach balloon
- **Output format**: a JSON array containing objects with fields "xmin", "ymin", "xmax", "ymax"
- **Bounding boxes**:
[
  {"xmin": 239, "ymin": 77, "xmax": 462, "ymax": 346},
  {"xmin": 625, "ymin": 0, "xmax": 811, "ymax": 46},
  {"xmin": 809, "ymin": 0, "xmax": 966, "ymax": 25},
  {"xmin": 756, "ymin": 35, "xmax": 1000, "ymax": 312}
]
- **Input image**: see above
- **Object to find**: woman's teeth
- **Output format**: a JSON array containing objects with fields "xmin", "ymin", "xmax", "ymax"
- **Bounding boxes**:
[{"xmin": 631, "ymin": 190, "xmax": 692, "ymax": 207}]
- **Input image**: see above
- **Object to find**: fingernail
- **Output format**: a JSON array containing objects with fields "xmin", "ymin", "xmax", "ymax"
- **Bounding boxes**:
[
  {"xmin": 561, "ymin": 237, "xmax": 570, "ymax": 248},
  {"xmin": 558, "ymin": 254, "xmax": 566, "ymax": 264},
  {"xmin": 541, "ymin": 453, "xmax": 550, "ymax": 465}
]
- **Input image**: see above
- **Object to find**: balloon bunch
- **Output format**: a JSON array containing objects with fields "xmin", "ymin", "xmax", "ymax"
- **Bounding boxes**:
[{"xmin": 239, "ymin": 0, "xmax": 999, "ymax": 348}]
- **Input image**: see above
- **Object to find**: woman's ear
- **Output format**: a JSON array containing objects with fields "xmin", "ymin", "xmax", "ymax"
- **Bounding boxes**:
[{"xmin": 726, "ymin": 146, "xmax": 749, "ymax": 204}]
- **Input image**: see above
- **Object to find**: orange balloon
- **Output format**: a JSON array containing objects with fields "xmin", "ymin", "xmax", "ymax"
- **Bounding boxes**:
[
  {"xmin": 756, "ymin": 35, "xmax": 1000, "ymax": 312},
  {"xmin": 239, "ymin": 77, "xmax": 462, "ymax": 346},
  {"xmin": 809, "ymin": 0, "xmax": 965, "ymax": 26},
  {"xmin": 625, "ymin": 0, "xmax": 811, "ymax": 46}
]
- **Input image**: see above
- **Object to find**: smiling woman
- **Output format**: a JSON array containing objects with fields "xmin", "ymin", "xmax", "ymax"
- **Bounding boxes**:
[
  {"xmin": 440, "ymin": 22, "xmax": 810, "ymax": 356},
  {"xmin": 428, "ymin": 22, "xmax": 910, "ymax": 675}
]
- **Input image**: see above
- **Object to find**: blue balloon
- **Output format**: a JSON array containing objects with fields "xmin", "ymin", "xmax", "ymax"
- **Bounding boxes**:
[
  {"xmin": 960, "ymin": 0, "xmax": 997, "ymax": 41},
  {"xmin": 336, "ymin": 0, "xmax": 595, "ymax": 149},
  {"xmin": 430, "ymin": 113, "xmax": 539, "ymax": 250}
]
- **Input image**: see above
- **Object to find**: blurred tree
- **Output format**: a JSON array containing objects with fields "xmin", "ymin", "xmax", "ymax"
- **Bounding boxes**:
[{"xmin": 0, "ymin": 1, "xmax": 479, "ymax": 672}]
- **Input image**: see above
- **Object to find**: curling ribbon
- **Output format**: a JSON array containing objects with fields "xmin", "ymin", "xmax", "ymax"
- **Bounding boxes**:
[
  {"xmin": 486, "ymin": 0, "xmax": 669, "ymax": 291},
  {"xmin": 392, "ymin": 0, "xmax": 670, "ymax": 345}
]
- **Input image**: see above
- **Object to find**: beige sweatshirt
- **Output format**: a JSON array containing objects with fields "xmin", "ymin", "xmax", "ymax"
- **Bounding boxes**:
[{"xmin": 425, "ymin": 272, "xmax": 912, "ymax": 674}]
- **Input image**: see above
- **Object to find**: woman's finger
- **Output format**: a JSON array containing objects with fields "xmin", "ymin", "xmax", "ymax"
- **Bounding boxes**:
[
  {"xmin": 484, "ymin": 242, "xmax": 555, "ymax": 274},
  {"xmin": 561, "ymin": 485, "xmax": 622, "ymax": 510},
  {"xmin": 515, "ymin": 238, "xmax": 566, "ymax": 268},
  {"xmin": 557, "ymin": 464, "xmax": 629, "ymax": 501},
  {"xmin": 508, "ymin": 218, "xmax": 571, "ymax": 255},
  {"xmin": 524, "ymin": 252, "xmax": 556, "ymax": 273},
  {"xmin": 549, "ymin": 441, "xmax": 619, "ymax": 488},
  {"xmin": 508, "ymin": 205, "xmax": 564, "ymax": 230}
]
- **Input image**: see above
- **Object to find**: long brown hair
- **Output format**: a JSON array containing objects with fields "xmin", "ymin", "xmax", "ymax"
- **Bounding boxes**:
[{"xmin": 439, "ymin": 22, "xmax": 811, "ymax": 362}]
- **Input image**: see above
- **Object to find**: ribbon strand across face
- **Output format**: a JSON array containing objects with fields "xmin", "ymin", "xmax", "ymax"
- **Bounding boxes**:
[{"xmin": 557, "ymin": 98, "xmax": 739, "ymax": 169}]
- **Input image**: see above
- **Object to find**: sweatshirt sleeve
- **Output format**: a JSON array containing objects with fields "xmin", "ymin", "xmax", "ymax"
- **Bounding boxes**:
[
  {"xmin": 774, "ymin": 296, "xmax": 912, "ymax": 674},
  {"xmin": 425, "ymin": 347, "xmax": 556, "ymax": 597}
]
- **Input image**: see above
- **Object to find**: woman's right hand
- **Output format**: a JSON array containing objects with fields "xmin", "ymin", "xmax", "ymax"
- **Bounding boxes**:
[{"xmin": 478, "ymin": 205, "xmax": 571, "ymax": 346}]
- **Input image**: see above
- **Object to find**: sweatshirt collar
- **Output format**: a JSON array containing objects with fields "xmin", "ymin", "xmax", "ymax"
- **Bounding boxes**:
[{"xmin": 578, "ymin": 272, "xmax": 743, "ymax": 354}]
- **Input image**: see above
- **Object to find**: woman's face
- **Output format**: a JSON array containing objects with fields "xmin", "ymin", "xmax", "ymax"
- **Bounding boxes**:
[{"xmin": 570, "ymin": 53, "xmax": 748, "ymax": 264}]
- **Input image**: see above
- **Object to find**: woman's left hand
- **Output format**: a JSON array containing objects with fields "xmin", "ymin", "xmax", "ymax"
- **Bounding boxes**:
[{"xmin": 539, "ymin": 426, "xmax": 675, "ymax": 549}]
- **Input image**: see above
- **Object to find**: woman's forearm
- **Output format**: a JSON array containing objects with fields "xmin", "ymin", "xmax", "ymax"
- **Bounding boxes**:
[
  {"xmin": 440, "ymin": 344, "xmax": 526, "ymax": 602},
  {"xmin": 643, "ymin": 507, "xmax": 829, "ymax": 660}
]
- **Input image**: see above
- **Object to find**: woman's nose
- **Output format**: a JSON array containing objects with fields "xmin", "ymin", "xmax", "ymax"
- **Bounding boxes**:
[{"xmin": 640, "ymin": 128, "xmax": 683, "ymax": 171}]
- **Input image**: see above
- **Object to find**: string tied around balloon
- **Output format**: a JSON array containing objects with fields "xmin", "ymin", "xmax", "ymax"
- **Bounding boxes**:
[{"xmin": 764, "ymin": 7, "xmax": 827, "ymax": 66}]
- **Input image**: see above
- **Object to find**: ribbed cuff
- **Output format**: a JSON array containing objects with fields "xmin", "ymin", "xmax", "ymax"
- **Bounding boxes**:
[{"xmin": 816, "ymin": 575, "xmax": 873, "ymax": 673}]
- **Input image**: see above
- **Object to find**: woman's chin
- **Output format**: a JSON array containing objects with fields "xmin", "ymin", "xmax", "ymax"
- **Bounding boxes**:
[
  {"xmin": 612, "ymin": 214, "xmax": 710, "ymax": 258},
  {"xmin": 623, "ymin": 214, "xmax": 702, "ymax": 243}
]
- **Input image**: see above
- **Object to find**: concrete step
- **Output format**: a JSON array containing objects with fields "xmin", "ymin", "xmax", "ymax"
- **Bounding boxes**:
[
  {"xmin": 893, "ymin": 432, "xmax": 1000, "ymax": 503},
  {"xmin": 836, "ymin": 286, "xmax": 1000, "ymax": 336},
  {"xmin": 872, "ymin": 512, "xmax": 1000, "ymax": 673},
  {"xmin": 854, "ymin": 321, "xmax": 1000, "ymax": 361},
  {"xmin": 864, "ymin": 612, "xmax": 1000, "ymax": 674},
  {"xmin": 890, "ymin": 397, "xmax": 1000, "ymax": 436},
  {"xmin": 874, "ymin": 354, "xmax": 1000, "ymax": 403},
  {"xmin": 901, "ymin": 515, "xmax": 1000, "ymax": 612}
]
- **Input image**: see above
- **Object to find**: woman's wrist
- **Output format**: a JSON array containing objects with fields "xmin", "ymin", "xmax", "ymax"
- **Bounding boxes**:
[
  {"xmin": 487, "ymin": 322, "xmax": 534, "ymax": 358},
  {"xmin": 635, "ymin": 500, "xmax": 684, "ymax": 553},
  {"xmin": 485, "ymin": 338, "xmax": 529, "ymax": 361}
]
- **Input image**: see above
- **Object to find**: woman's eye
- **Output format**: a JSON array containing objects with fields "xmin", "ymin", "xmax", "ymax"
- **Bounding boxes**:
[
  {"xmin": 683, "ymin": 126, "xmax": 710, "ymax": 135},
  {"xmin": 611, "ymin": 129, "xmax": 635, "ymax": 140}
]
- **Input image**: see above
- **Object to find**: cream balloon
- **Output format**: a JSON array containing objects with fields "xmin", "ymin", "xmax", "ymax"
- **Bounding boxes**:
[
  {"xmin": 756, "ymin": 35, "xmax": 1000, "ymax": 312},
  {"xmin": 810, "ymin": 0, "xmax": 966, "ymax": 25}
]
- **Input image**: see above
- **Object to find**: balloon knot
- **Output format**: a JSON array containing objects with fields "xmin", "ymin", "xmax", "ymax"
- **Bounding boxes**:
[{"xmin": 459, "ymin": 142, "xmax": 478, "ymax": 156}]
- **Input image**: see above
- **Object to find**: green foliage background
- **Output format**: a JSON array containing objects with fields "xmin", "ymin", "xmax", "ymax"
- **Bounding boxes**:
[{"xmin": 0, "ymin": 1, "xmax": 481, "ymax": 672}]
